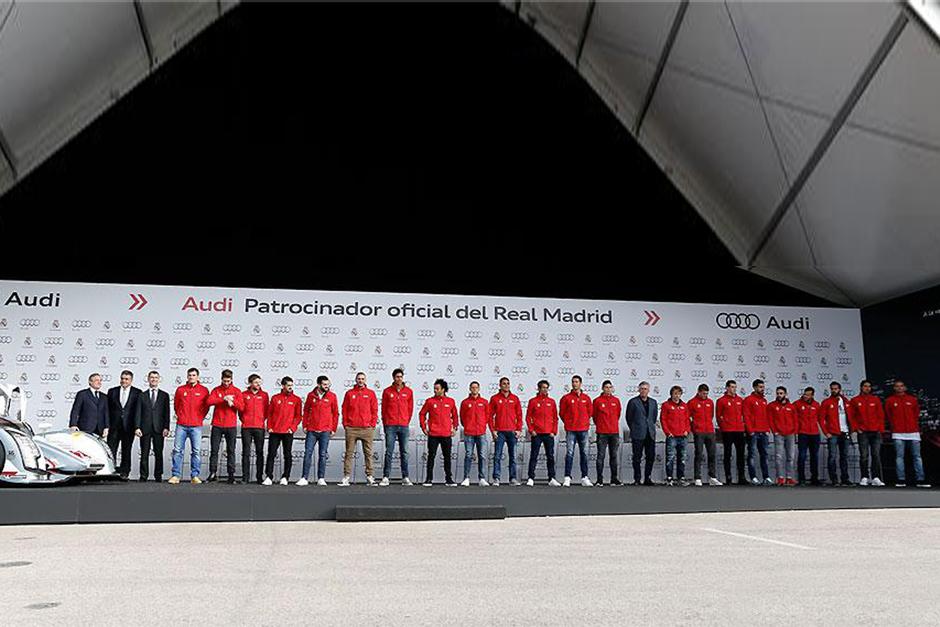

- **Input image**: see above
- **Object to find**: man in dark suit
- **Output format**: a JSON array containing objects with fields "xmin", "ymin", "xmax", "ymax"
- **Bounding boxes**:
[
  {"xmin": 107, "ymin": 370, "xmax": 142, "ymax": 479},
  {"xmin": 69, "ymin": 372, "xmax": 110, "ymax": 436},
  {"xmin": 626, "ymin": 381, "xmax": 659, "ymax": 485},
  {"xmin": 135, "ymin": 370, "xmax": 171, "ymax": 482}
]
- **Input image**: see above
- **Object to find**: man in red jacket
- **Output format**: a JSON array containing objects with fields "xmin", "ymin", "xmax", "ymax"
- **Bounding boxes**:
[
  {"xmin": 206, "ymin": 369, "xmax": 246, "ymax": 483},
  {"xmin": 170, "ymin": 367, "xmax": 210, "ymax": 484},
  {"xmin": 768, "ymin": 386, "xmax": 797, "ymax": 486},
  {"xmin": 820, "ymin": 381, "xmax": 854, "ymax": 486},
  {"xmin": 592, "ymin": 380, "xmax": 623, "ymax": 486},
  {"xmin": 689, "ymin": 384, "xmax": 720, "ymax": 486},
  {"xmin": 886, "ymin": 379, "xmax": 930, "ymax": 488},
  {"xmin": 299, "ymin": 375, "xmax": 338, "ymax": 486},
  {"xmin": 850, "ymin": 380, "xmax": 886, "ymax": 486},
  {"xmin": 340, "ymin": 372, "xmax": 378, "ymax": 486},
  {"xmin": 380, "ymin": 368, "xmax": 414, "ymax": 486},
  {"xmin": 489, "ymin": 376, "xmax": 523, "ymax": 486},
  {"xmin": 525, "ymin": 380, "xmax": 560, "ymax": 487},
  {"xmin": 743, "ymin": 379, "xmax": 772, "ymax": 485},
  {"xmin": 794, "ymin": 386, "xmax": 822, "ymax": 485},
  {"xmin": 716, "ymin": 380, "xmax": 747, "ymax": 485},
  {"xmin": 560, "ymin": 375, "xmax": 594, "ymax": 487},
  {"xmin": 660, "ymin": 385, "xmax": 691, "ymax": 486},
  {"xmin": 419, "ymin": 379, "xmax": 459, "ymax": 486},
  {"xmin": 239, "ymin": 374, "xmax": 269, "ymax": 485},
  {"xmin": 263, "ymin": 376, "xmax": 302, "ymax": 485},
  {"xmin": 459, "ymin": 381, "xmax": 490, "ymax": 487}
]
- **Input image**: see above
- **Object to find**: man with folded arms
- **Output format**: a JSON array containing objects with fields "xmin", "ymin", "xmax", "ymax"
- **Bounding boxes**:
[
  {"xmin": 592, "ymin": 380, "xmax": 622, "ymax": 486},
  {"xmin": 419, "ymin": 379, "xmax": 458, "ymax": 486},
  {"xmin": 459, "ymin": 381, "xmax": 490, "ymax": 487},
  {"xmin": 239, "ymin": 374, "xmax": 269, "ymax": 485},
  {"xmin": 299, "ymin": 375, "xmax": 339, "ymax": 486},
  {"xmin": 767, "ymin": 386, "xmax": 797, "ymax": 486},
  {"xmin": 263, "ymin": 376, "xmax": 302, "ymax": 486},
  {"xmin": 525, "ymin": 380, "xmax": 560, "ymax": 487},
  {"xmin": 340, "ymin": 372, "xmax": 378, "ymax": 486}
]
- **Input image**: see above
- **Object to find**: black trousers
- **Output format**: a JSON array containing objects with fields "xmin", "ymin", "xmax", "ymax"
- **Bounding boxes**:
[
  {"xmin": 107, "ymin": 422, "xmax": 135, "ymax": 476},
  {"xmin": 242, "ymin": 427, "xmax": 265, "ymax": 483},
  {"xmin": 209, "ymin": 426, "xmax": 237, "ymax": 478},
  {"xmin": 632, "ymin": 436, "xmax": 655, "ymax": 482},
  {"xmin": 265, "ymin": 432, "xmax": 294, "ymax": 480},
  {"xmin": 138, "ymin": 431, "xmax": 165, "ymax": 480},
  {"xmin": 426, "ymin": 436, "xmax": 453, "ymax": 483},
  {"xmin": 596, "ymin": 433, "xmax": 620, "ymax": 482},
  {"xmin": 693, "ymin": 432, "xmax": 717, "ymax": 480},
  {"xmin": 721, "ymin": 431, "xmax": 747, "ymax": 483}
]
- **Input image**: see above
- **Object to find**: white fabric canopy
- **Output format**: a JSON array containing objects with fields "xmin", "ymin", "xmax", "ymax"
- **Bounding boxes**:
[{"xmin": 509, "ymin": 1, "xmax": 940, "ymax": 306}]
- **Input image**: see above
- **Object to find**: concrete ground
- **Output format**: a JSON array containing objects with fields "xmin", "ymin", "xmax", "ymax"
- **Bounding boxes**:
[{"xmin": 1, "ymin": 509, "xmax": 937, "ymax": 625}]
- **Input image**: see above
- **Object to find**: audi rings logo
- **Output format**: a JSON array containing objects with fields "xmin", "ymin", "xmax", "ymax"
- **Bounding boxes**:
[
  {"xmin": 344, "ymin": 345, "xmax": 363, "ymax": 353},
  {"xmin": 270, "ymin": 360, "xmax": 289, "ymax": 369},
  {"xmin": 464, "ymin": 365, "xmax": 483, "ymax": 374},
  {"xmin": 667, "ymin": 353, "xmax": 686, "ymax": 362},
  {"xmin": 393, "ymin": 346, "xmax": 411, "ymax": 355},
  {"xmin": 580, "ymin": 351, "xmax": 598, "ymax": 360},
  {"xmin": 0, "ymin": 336, "xmax": 11, "ymax": 344},
  {"xmin": 441, "ymin": 347, "xmax": 459, "ymax": 356},
  {"xmin": 816, "ymin": 372, "xmax": 833, "ymax": 381},
  {"xmin": 170, "ymin": 358, "xmax": 189, "ymax": 366},
  {"xmin": 370, "ymin": 328, "xmax": 388, "ymax": 337},
  {"xmin": 72, "ymin": 320, "xmax": 92, "ymax": 329},
  {"xmin": 270, "ymin": 325, "xmax": 290, "ymax": 335},
  {"xmin": 122, "ymin": 322, "xmax": 142, "ymax": 330},
  {"xmin": 716, "ymin": 313, "xmax": 761, "ymax": 329},
  {"xmin": 16, "ymin": 354, "xmax": 36, "ymax": 363},
  {"xmin": 93, "ymin": 338, "xmax": 114, "ymax": 349},
  {"xmin": 556, "ymin": 367, "xmax": 575, "ymax": 375},
  {"xmin": 773, "ymin": 339, "xmax": 790, "ymax": 348},
  {"xmin": 534, "ymin": 350, "xmax": 552, "ymax": 358},
  {"xmin": 711, "ymin": 354, "xmax": 728, "ymax": 362},
  {"xmin": 646, "ymin": 336, "xmax": 663, "ymax": 344},
  {"xmin": 319, "ymin": 326, "xmax": 340, "ymax": 336},
  {"xmin": 296, "ymin": 344, "xmax": 315, "ymax": 352},
  {"xmin": 120, "ymin": 357, "xmax": 140, "ymax": 365},
  {"xmin": 416, "ymin": 364, "xmax": 435, "ymax": 373},
  {"xmin": 146, "ymin": 340, "xmax": 166, "ymax": 349},
  {"xmin": 510, "ymin": 332, "xmax": 529, "ymax": 341},
  {"xmin": 246, "ymin": 342, "xmax": 265, "ymax": 351},
  {"xmin": 624, "ymin": 352, "xmax": 642, "ymax": 361},
  {"xmin": 603, "ymin": 368, "xmax": 621, "ymax": 377},
  {"xmin": 35, "ymin": 409, "xmax": 56, "ymax": 418},
  {"xmin": 689, "ymin": 337, "xmax": 706, "ymax": 346},
  {"xmin": 464, "ymin": 331, "xmax": 482, "ymax": 340},
  {"xmin": 814, "ymin": 341, "xmax": 830, "ymax": 350},
  {"xmin": 368, "ymin": 362, "xmax": 386, "ymax": 371},
  {"xmin": 416, "ymin": 330, "xmax": 435, "ymax": 339},
  {"xmin": 734, "ymin": 371, "xmax": 751, "ymax": 379},
  {"xmin": 220, "ymin": 359, "xmax": 240, "ymax": 367},
  {"xmin": 171, "ymin": 323, "xmax": 192, "ymax": 332},
  {"xmin": 795, "ymin": 356, "xmax": 811, "ymax": 365},
  {"xmin": 691, "ymin": 369, "xmax": 707, "ymax": 378},
  {"xmin": 222, "ymin": 324, "xmax": 241, "ymax": 333},
  {"xmin": 68, "ymin": 356, "xmax": 88, "ymax": 365},
  {"xmin": 731, "ymin": 339, "xmax": 748, "ymax": 347},
  {"xmin": 753, "ymin": 355, "xmax": 770, "ymax": 364},
  {"xmin": 557, "ymin": 333, "xmax": 575, "ymax": 342},
  {"xmin": 319, "ymin": 361, "xmax": 338, "ymax": 370},
  {"xmin": 44, "ymin": 337, "xmax": 64, "ymax": 346},
  {"xmin": 836, "ymin": 357, "xmax": 853, "ymax": 366},
  {"xmin": 20, "ymin": 318, "xmax": 40, "ymax": 328},
  {"xmin": 511, "ymin": 366, "xmax": 529, "ymax": 375},
  {"xmin": 488, "ymin": 349, "xmax": 506, "ymax": 358},
  {"xmin": 195, "ymin": 341, "xmax": 216, "ymax": 350},
  {"xmin": 39, "ymin": 373, "xmax": 60, "ymax": 382},
  {"xmin": 777, "ymin": 372, "xmax": 792, "ymax": 380},
  {"xmin": 647, "ymin": 369, "xmax": 664, "ymax": 377}
]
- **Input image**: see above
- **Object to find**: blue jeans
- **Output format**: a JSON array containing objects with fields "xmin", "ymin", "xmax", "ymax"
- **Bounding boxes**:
[
  {"xmin": 564, "ymin": 430, "xmax": 589, "ymax": 478},
  {"xmin": 894, "ymin": 439, "xmax": 926, "ymax": 483},
  {"xmin": 302, "ymin": 430, "xmax": 331, "ymax": 480},
  {"xmin": 528, "ymin": 434, "xmax": 556, "ymax": 480},
  {"xmin": 827, "ymin": 433, "xmax": 850, "ymax": 483},
  {"xmin": 747, "ymin": 432, "xmax": 770, "ymax": 481},
  {"xmin": 463, "ymin": 434, "xmax": 487, "ymax": 480},
  {"xmin": 171, "ymin": 425, "xmax": 202, "ymax": 479},
  {"xmin": 382, "ymin": 425, "xmax": 410, "ymax": 479},
  {"xmin": 665, "ymin": 435, "xmax": 687, "ymax": 479},
  {"xmin": 493, "ymin": 431, "xmax": 517, "ymax": 481}
]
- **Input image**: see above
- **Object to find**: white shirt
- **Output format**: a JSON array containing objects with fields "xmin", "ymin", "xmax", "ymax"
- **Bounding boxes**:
[
  {"xmin": 893, "ymin": 432, "xmax": 921, "ymax": 441},
  {"xmin": 89, "ymin": 387, "xmax": 100, "ymax": 400},
  {"xmin": 837, "ymin": 397, "xmax": 848, "ymax": 433},
  {"xmin": 120, "ymin": 386, "xmax": 129, "ymax": 408}
]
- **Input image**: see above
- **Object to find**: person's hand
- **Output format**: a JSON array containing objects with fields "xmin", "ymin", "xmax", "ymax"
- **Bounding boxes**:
[
  {"xmin": 515, "ymin": 430, "xmax": 522, "ymax": 439},
  {"xmin": 69, "ymin": 426, "xmax": 79, "ymax": 432},
  {"xmin": 135, "ymin": 429, "xmax": 143, "ymax": 437},
  {"xmin": 103, "ymin": 428, "xmax": 109, "ymax": 438},
  {"xmin": 163, "ymin": 429, "xmax": 170, "ymax": 438}
]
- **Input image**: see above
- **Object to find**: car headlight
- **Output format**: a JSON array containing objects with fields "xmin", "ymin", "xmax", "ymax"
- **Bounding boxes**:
[{"xmin": 12, "ymin": 431, "xmax": 41, "ymax": 462}]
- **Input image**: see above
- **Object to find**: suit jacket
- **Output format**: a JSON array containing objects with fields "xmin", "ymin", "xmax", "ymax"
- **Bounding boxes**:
[
  {"xmin": 626, "ymin": 395, "xmax": 658, "ymax": 441},
  {"xmin": 69, "ymin": 388, "xmax": 109, "ymax": 435},
  {"xmin": 136, "ymin": 388, "xmax": 171, "ymax": 435},
  {"xmin": 107, "ymin": 386, "xmax": 142, "ymax": 432}
]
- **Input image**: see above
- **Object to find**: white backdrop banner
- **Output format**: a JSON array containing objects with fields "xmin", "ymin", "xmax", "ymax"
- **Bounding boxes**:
[{"xmin": 0, "ymin": 280, "xmax": 866, "ymax": 481}]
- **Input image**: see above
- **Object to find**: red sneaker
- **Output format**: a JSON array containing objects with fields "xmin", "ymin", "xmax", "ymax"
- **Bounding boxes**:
[
  {"xmin": 786, "ymin": 478, "xmax": 797, "ymax": 486},
  {"xmin": 776, "ymin": 477, "xmax": 786, "ymax": 486}
]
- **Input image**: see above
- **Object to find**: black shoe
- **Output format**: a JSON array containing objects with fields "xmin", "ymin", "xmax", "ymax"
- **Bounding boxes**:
[
  {"xmin": 737, "ymin": 480, "xmax": 749, "ymax": 486},
  {"xmin": 596, "ymin": 481, "xmax": 605, "ymax": 487},
  {"xmin": 811, "ymin": 479, "xmax": 822, "ymax": 486},
  {"xmin": 611, "ymin": 479, "xmax": 623, "ymax": 486},
  {"xmin": 841, "ymin": 480, "xmax": 854, "ymax": 486},
  {"xmin": 227, "ymin": 477, "xmax": 236, "ymax": 484},
  {"xmin": 207, "ymin": 473, "xmax": 218, "ymax": 483},
  {"xmin": 632, "ymin": 480, "xmax": 641, "ymax": 486},
  {"xmin": 829, "ymin": 481, "xmax": 839, "ymax": 487},
  {"xmin": 154, "ymin": 477, "xmax": 162, "ymax": 483},
  {"xmin": 138, "ymin": 477, "xmax": 148, "ymax": 483},
  {"xmin": 643, "ymin": 479, "xmax": 654, "ymax": 486}
]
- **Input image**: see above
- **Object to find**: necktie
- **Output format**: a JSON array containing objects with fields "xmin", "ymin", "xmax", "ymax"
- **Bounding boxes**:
[
  {"xmin": 94, "ymin": 391, "xmax": 98, "ymax": 401},
  {"xmin": 151, "ymin": 389, "xmax": 156, "ymax": 405}
]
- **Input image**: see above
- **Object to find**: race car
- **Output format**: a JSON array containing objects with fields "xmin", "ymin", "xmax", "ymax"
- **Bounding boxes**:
[{"xmin": 0, "ymin": 384, "xmax": 119, "ymax": 485}]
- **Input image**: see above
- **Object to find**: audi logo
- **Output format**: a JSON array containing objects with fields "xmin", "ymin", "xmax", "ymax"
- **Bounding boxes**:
[
  {"xmin": 43, "ymin": 337, "xmax": 64, "ymax": 346},
  {"xmin": 295, "ymin": 344, "xmax": 315, "ymax": 352},
  {"xmin": 146, "ymin": 340, "xmax": 166, "ymax": 348},
  {"xmin": 715, "ymin": 313, "xmax": 761, "ymax": 330},
  {"xmin": 556, "ymin": 333, "xmax": 574, "ymax": 342},
  {"xmin": 68, "ymin": 356, "xmax": 88, "ymax": 364},
  {"xmin": 816, "ymin": 372, "xmax": 833, "ymax": 381},
  {"xmin": 34, "ymin": 409, "xmax": 57, "ymax": 418},
  {"xmin": 122, "ymin": 322, "xmax": 142, "ymax": 330},
  {"xmin": 39, "ymin": 373, "xmax": 61, "ymax": 382},
  {"xmin": 646, "ymin": 336, "xmax": 663, "ymax": 344},
  {"xmin": 510, "ymin": 332, "xmax": 529, "ymax": 341},
  {"xmin": 173, "ymin": 323, "xmax": 193, "ymax": 331},
  {"xmin": 601, "ymin": 335, "xmax": 619, "ymax": 343},
  {"xmin": 777, "ymin": 372, "xmax": 792, "ymax": 380},
  {"xmin": 579, "ymin": 351, "xmax": 598, "ymax": 360},
  {"xmin": 753, "ymin": 355, "xmax": 770, "ymax": 364},
  {"xmin": 95, "ymin": 339, "xmax": 116, "ymax": 348},
  {"xmin": 511, "ymin": 366, "xmax": 529, "ymax": 374},
  {"xmin": 464, "ymin": 331, "xmax": 482, "ymax": 340},
  {"xmin": 711, "ymin": 355, "xmax": 728, "ymax": 362},
  {"xmin": 270, "ymin": 325, "xmax": 291, "ymax": 334},
  {"xmin": 413, "ymin": 330, "xmax": 433, "ymax": 339},
  {"xmin": 689, "ymin": 337, "xmax": 706, "ymax": 346},
  {"xmin": 488, "ymin": 349, "xmax": 505, "ymax": 358},
  {"xmin": 246, "ymin": 342, "xmax": 265, "ymax": 351},
  {"xmin": 72, "ymin": 320, "xmax": 92, "ymax": 329},
  {"xmin": 534, "ymin": 350, "xmax": 552, "ymax": 358},
  {"xmin": 647, "ymin": 369, "xmax": 664, "ymax": 377},
  {"xmin": 222, "ymin": 324, "xmax": 242, "ymax": 333},
  {"xmin": 370, "ymin": 328, "xmax": 388, "ymax": 337},
  {"xmin": 773, "ymin": 340, "xmax": 790, "ymax": 348},
  {"xmin": 196, "ymin": 341, "xmax": 216, "ymax": 350},
  {"xmin": 734, "ymin": 371, "xmax": 751, "ymax": 379},
  {"xmin": 624, "ymin": 352, "xmax": 642, "ymax": 361},
  {"xmin": 795, "ymin": 356, "xmax": 811, "ymax": 365},
  {"xmin": 319, "ymin": 361, "xmax": 338, "ymax": 370},
  {"xmin": 16, "ymin": 355, "xmax": 36, "ymax": 363},
  {"xmin": 393, "ymin": 346, "xmax": 411, "ymax": 355},
  {"xmin": 120, "ymin": 357, "xmax": 140, "ymax": 365},
  {"xmin": 464, "ymin": 365, "xmax": 483, "ymax": 374},
  {"xmin": 691, "ymin": 369, "xmax": 707, "ymax": 378},
  {"xmin": 667, "ymin": 353, "xmax": 686, "ymax": 362},
  {"xmin": 836, "ymin": 357, "xmax": 853, "ymax": 366},
  {"xmin": 731, "ymin": 339, "xmax": 748, "ymax": 347},
  {"xmin": 344, "ymin": 345, "xmax": 364, "ymax": 353},
  {"xmin": 219, "ymin": 359, "xmax": 240, "ymax": 367},
  {"xmin": 602, "ymin": 368, "xmax": 621, "ymax": 376},
  {"xmin": 441, "ymin": 347, "xmax": 459, "ymax": 356},
  {"xmin": 556, "ymin": 367, "xmax": 575, "ymax": 375},
  {"xmin": 416, "ymin": 364, "xmax": 435, "ymax": 373},
  {"xmin": 814, "ymin": 341, "xmax": 830, "ymax": 349},
  {"xmin": 270, "ymin": 360, "xmax": 289, "ymax": 369},
  {"xmin": 367, "ymin": 362, "xmax": 386, "ymax": 371},
  {"xmin": 0, "ymin": 336, "xmax": 11, "ymax": 344},
  {"xmin": 170, "ymin": 358, "xmax": 189, "ymax": 366}
]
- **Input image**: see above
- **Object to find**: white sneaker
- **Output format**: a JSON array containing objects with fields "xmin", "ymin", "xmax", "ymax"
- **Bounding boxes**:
[
  {"xmin": 750, "ymin": 477, "xmax": 760, "ymax": 485},
  {"xmin": 563, "ymin": 476, "xmax": 571, "ymax": 487},
  {"xmin": 316, "ymin": 478, "xmax": 327, "ymax": 486},
  {"xmin": 709, "ymin": 477, "xmax": 723, "ymax": 486},
  {"xmin": 402, "ymin": 477, "xmax": 413, "ymax": 486},
  {"xmin": 871, "ymin": 478, "xmax": 884, "ymax": 487},
  {"xmin": 895, "ymin": 483, "xmax": 906, "ymax": 488},
  {"xmin": 491, "ymin": 479, "xmax": 500, "ymax": 487},
  {"xmin": 460, "ymin": 478, "xmax": 471, "ymax": 487},
  {"xmin": 859, "ymin": 477, "xmax": 870, "ymax": 486},
  {"xmin": 581, "ymin": 477, "xmax": 594, "ymax": 487},
  {"xmin": 379, "ymin": 477, "xmax": 390, "ymax": 486},
  {"xmin": 479, "ymin": 478, "xmax": 489, "ymax": 487},
  {"xmin": 339, "ymin": 476, "xmax": 351, "ymax": 486},
  {"xmin": 366, "ymin": 475, "xmax": 376, "ymax": 486},
  {"xmin": 548, "ymin": 478, "xmax": 561, "ymax": 487},
  {"xmin": 764, "ymin": 477, "xmax": 774, "ymax": 485},
  {"xmin": 917, "ymin": 483, "xmax": 932, "ymax": 488},
  {"xmin": 422, "ymin": 482, "xmax": 433, "ymax": 487},
  {"xmin": 694, "ymin": 479, "xmax": 703, "ymax": 486},
  {"xmin": 296, "ymin": 477, "xmax": 309, "ymax": 486},
  {"xmin": 279, "ymin": 477, "xmax": 288, "ymax": 486},
  {"xmin": 262, "ymin": 477, "xmax": 272, "ymax": 486},
  {"xmin": 526, "ymin": 478, "xmax": 535, "ymax": 486}
]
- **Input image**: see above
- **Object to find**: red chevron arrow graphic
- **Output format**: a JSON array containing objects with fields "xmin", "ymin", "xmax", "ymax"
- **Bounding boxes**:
[
  {"xmin": 129, "ymin": 293, "xmax": 149, "ymax": 311},
  {"xmin": 643, "ymin": 310, "xmax": 661, "ymax": 326}
]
